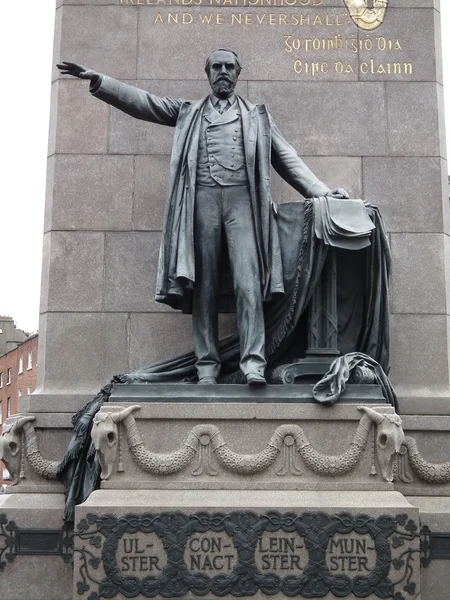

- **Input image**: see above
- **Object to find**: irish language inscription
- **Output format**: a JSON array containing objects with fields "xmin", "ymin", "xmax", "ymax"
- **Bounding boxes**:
[{"xmin": 74, "ymin": 511, "xmax": 420, "ymax": 598}]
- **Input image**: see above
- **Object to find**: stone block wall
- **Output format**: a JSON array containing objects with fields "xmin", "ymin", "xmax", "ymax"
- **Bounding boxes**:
[{"xmin": 39, "ymin": 0, "xmax": 450, "ymax": 408}]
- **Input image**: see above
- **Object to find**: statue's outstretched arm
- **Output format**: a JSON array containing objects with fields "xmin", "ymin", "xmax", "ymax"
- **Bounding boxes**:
[{"xmin": 57, "ymin": 61, "xmax": 184, "ymax": 127}]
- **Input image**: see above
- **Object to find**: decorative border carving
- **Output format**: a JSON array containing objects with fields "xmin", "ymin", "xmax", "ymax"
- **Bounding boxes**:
[
  {"xmin": 93, "ymin": 406, "xmax": 403, "ymax": 481},
  {"xmin": 0, "ymin": 514, "xmax": 73, "ymax": 571}
]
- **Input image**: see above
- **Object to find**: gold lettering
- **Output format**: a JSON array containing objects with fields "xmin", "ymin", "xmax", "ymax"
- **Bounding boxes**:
[
  {"xmin": 216, "ymin": 12, "xmax": 224, "ymax": 23},
  {"xmin": 154, "ymin": 12, "xmax": 164, "ymax": 22},
  {"xmin": 200, "ymin": 13, "xmax": 213, "ymax": 23},
  {"xmin": 359, "ymin": 60, "xmax": 413, "ymax": 76},
  {"xmin": 294, "ymin": 60, "xmax": 302, "ymax": 73},
  {"xmin": 231, "ymin": 13, "xmax": 241, "ymax": 23},
  {"xmin": 168, "ymin": 12, "xmax": 179, "ymax": 22},
  {"xmin": 294, "ymin": 60, "xmax": 328, "ymax": 76},
  {"xmin": 312, "ymin": 14, "xmax": 322, "ymax": 26}
]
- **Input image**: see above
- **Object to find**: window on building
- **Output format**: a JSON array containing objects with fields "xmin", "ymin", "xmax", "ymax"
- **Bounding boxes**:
[
  {"xmin": 7, "ymin": 398, "xmax": 11, "ymax": 417},
  {"xmin": 18, "ymin": 389, "xmax": 22, "ymax": 398},
  {"xmin": 0, "ymin": 401, "xmax": 2, "ymax": 424},
  {"xmin": 18, "ymin": 356, "xmax": 24, "ymax": 374},
  {"xmin": 0, "ymin": 372, "xmax": 3, "ymax": 388},
  {"xmin": 7, "ymin": 368, "xmax": 11, "ymax": 385},
  {"xmin": 27, "ymin": 352, "xmax": 33, "ymax": 370},
  {"xmin": 27, "ymin": 386, "xmax": 32, "ymax": 396}
]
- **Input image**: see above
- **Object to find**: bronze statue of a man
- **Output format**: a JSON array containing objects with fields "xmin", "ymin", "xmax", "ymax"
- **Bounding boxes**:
[{"xmin": 57, "ymin": 50, "xmax": 348, "ymax": 386}]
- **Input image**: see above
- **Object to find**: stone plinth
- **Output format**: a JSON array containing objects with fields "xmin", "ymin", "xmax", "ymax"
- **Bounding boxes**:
[
  {"xmin": 73, "ymin": 489, "xmax": 420, "ymax": 600},
  {"xmin": 0, "ymin": 494, "xmax": 72, "ymax": 600}
]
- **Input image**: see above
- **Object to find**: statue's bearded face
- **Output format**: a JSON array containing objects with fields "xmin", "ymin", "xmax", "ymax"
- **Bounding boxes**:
[{"xmin": 207, "ymin": 50, "xmax": 240, "ymax": 98}]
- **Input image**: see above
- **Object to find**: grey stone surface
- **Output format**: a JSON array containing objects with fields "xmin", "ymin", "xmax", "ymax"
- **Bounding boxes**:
[
  {"xmin": 390, "ymin": 233, "xmax": 447, "ymax": 314},
  {"xmin": 128, "ymin": 312, "xmax": 194, "ymax": 370},
  {"xmin": 81, "ymin": 488, "xmax": 414, "ymax": 509},
  {"xmin": 434, "ymin": 8, "xmax": 444, "ymax": 86},
  {"xmin": 440, "ymin": 158, "xmax": 450, "ymax": 235},
  {"xmin": 39, "ymin": 233, "xmax": 51, "ymax": 316},
  {"xmin": 43, "ymin": 155, "xmax": 55, "ymax": 235},
  {"xmin": 101, "ymin": 402, "xmax": 391, "ymax": 421},
  {"xmin": 391, "ymin": 1, "xmax": 438, "ymax": 6},
  {"xmin": 249, "ymin": 81, "xmax": 388, "ymax": 156},
  {"xmin": 398, "ymin": 392, "xmax": 450, "ymax": 415},
  {"xmin": 133, "ymin": 155, "xmax": 170, "ymax": 231},
  {"xmin": 37, "ymin": 312, "xmax": 129, "ymax": 394},
  {"xmin": 390, "ymin": 314, "xmax": 450, "ymax": 391},
  {"xmin": 49, "ymin": 80, "xmax": 109, "ymax": 155},
  {"xmin": 362, "ymin": 157, "xmax": 445, "ymax": 233},
  {"xmin": 445, "ymin": 233, "xmax": 450, "ymax": 311},
  {"xmin": 21, "ymin": 394, "xmax": 96, "ymax": 414},
  {"xmin": 47, "ymin": 154, "xmax": 134, "ymax": 231},
  {"xmin": 128, "ymin": 312, "xmax": 236, "ymax": 371},
  {"xmin": 56, "ymin": 5, "xmax": 138, "ymax": 80},
  {"xmin": 386, "ymin": 82, "xmax": 442, "ymax": 156},
  {"xmin": 41, "ymin": 231, "xmax": 105, "ymax": 312},
  {"xmin": 402, "ymin": 415, "xmax": 450, "ymax": 430},
  {"xmin": 104, "ymin": 232, "xmax": 165, "ymax": 312}
]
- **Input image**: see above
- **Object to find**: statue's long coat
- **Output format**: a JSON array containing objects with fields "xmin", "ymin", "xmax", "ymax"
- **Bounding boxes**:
[{"xmin": 92, "ymin": 76, "xmax": 330, "ymax": 310}]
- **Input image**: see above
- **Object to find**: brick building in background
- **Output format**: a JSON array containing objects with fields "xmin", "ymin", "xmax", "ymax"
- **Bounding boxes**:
[{"xmin": 0, "ymin": 317, "xmax": 38, "ymax": 488}]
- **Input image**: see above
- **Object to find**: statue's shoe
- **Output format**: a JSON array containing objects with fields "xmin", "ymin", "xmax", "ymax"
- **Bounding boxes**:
[
  {"xmin": 246, "ymin": 373, "xmax": 267, "ymax": 386},
  {"xmin": 198, "ymin": 376, "xmax": 217, "ymax": 384}
]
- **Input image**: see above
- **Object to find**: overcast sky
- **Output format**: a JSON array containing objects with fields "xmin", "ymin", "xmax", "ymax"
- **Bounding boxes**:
[{"xmin": 2, "ymin": 2, "xmax": 450, "ymax": 334}]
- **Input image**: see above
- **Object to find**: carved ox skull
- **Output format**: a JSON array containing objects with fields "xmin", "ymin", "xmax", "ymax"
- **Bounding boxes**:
[
  {"xmin": 91, "ymin": 406, "xmax": 138, "ymax": 480},
  {"xmin": 0, "ymin": 415, "xmax": 35, "ymax": 485},
  {"xmin": 359, "ymin": 406, "xmax": 404, "ymax": 482}
]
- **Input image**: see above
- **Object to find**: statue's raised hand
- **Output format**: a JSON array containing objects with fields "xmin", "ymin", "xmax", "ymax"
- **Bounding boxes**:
[{"xmin": 57, "ymin": 61, "xmax": 98, "ymax": 80}]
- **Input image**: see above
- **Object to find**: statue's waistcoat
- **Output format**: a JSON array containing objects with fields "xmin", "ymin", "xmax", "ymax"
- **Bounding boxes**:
[{"xmin": 196, "ymin": 100, "xmax": 247, "ymax": 186}]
